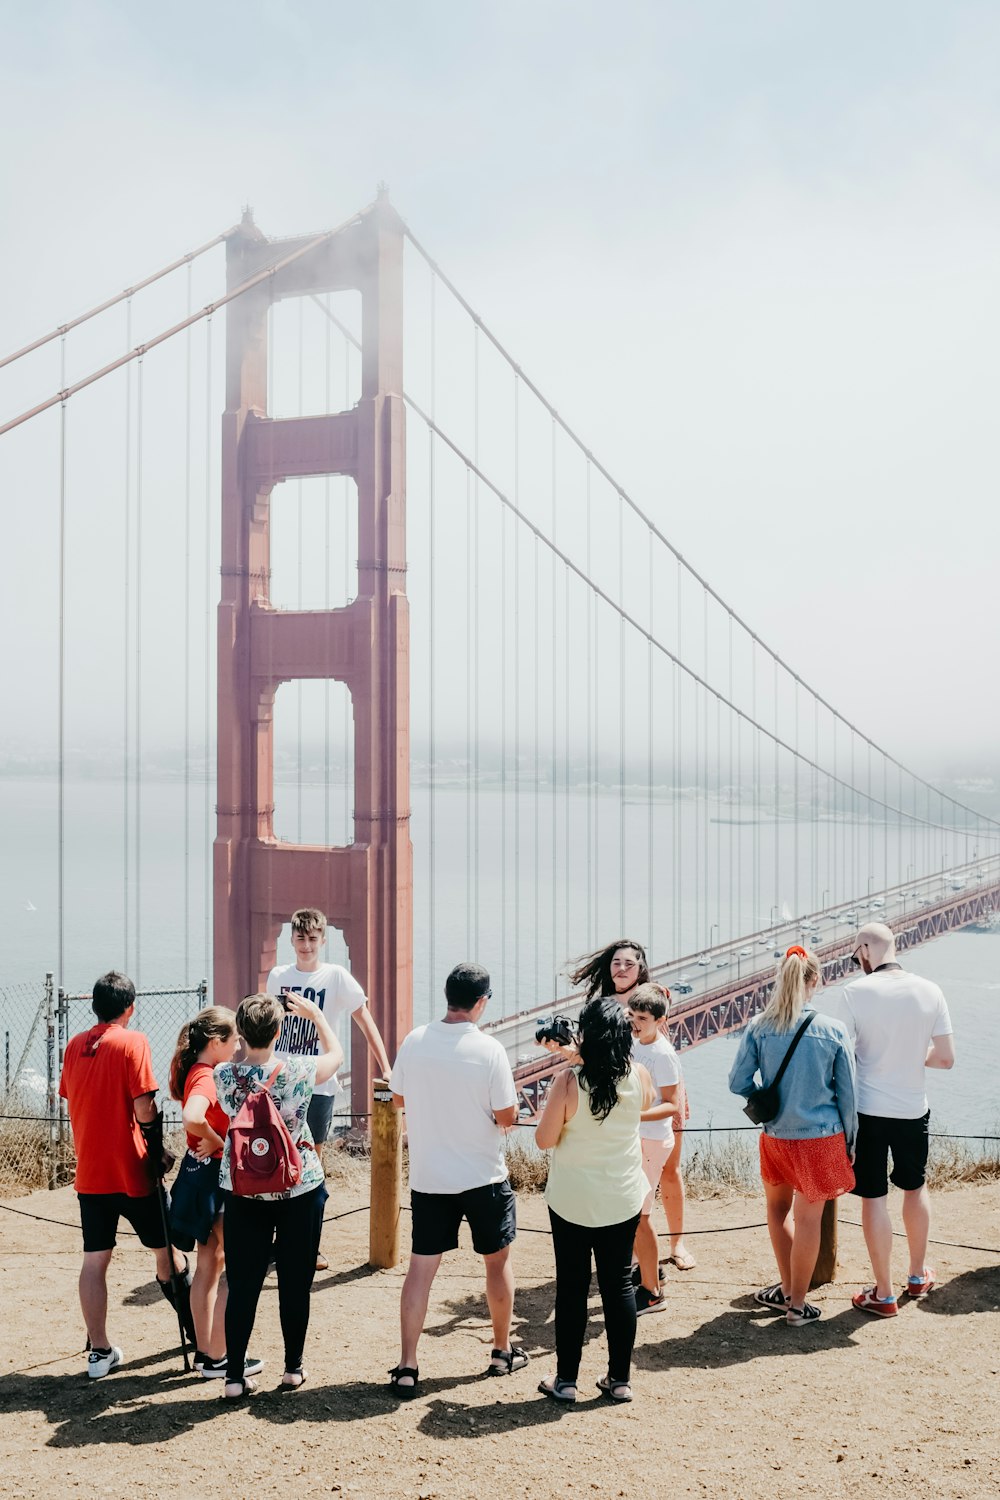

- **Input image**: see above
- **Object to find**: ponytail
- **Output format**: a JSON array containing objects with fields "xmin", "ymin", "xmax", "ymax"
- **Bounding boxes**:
[
  {"xmin": 169, "ymin": 1006, "xmax": 236, "ymax": 1100},
  {"xmin": 757, "ymin": 947, "xmax": 822, "ymax": 1033}
]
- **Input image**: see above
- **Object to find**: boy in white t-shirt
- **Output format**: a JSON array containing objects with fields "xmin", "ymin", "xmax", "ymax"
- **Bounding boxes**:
[
  {"xmin": 267, "ymin": 907, "xmax": 391, "ymax": 1270},
  {"xmin": 627, "ymin": 984, "xmax": 680, "ymax": 1315}
]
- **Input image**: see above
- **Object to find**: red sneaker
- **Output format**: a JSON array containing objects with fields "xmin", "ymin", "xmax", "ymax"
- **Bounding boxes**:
[
  {"xmin": 905, "ymin": 1267, "xmax": 935, "ymax": 1298},
  {"xmin": 852, "ymin": 1287, "xmax": 898, "ymax": 1317}
]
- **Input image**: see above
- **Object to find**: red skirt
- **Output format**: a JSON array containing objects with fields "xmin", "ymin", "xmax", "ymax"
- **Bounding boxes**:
[{"xmin": 759, "ymin": 1132, "xmax": 855, "ymax": 1203}]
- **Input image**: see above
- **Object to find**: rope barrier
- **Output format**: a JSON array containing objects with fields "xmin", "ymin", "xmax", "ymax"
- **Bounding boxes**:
[{"xmin": 3, "ymin": 1196, "xmax": 995, "ymax": 1255}]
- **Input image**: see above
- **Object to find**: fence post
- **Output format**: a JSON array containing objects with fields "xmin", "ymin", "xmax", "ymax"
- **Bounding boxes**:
[
  {"xmin": 811, "ymin": 1198, "xmax": 839, "ymax": 1287},
  {"xmin": 57, "ymin": 987, "xmax": 70, "ymax": 1159},
  {"xmin": 369, "ymin": 1078, "xmax": 401, "ymax": 1269},
  {"xmin": 44, "ymin": 972, "xmax": 57, "ymax": 1191}
]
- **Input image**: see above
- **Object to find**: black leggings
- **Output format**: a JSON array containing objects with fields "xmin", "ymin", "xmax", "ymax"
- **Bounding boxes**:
[
  {"xmin": 548, "ymin": 1206, "xmax": 641, "ymax": 1384},
  {"xmin": 223, "ymin": 1184, "xmax": 327, "ymax": 1383}
]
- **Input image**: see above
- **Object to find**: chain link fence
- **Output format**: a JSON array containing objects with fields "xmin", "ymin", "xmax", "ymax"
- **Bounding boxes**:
[{"xmin": 0, "ymin": 977, "xmax": 208, "ymax": 1196}]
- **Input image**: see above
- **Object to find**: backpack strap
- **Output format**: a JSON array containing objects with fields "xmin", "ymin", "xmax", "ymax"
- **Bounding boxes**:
[{"xmin": 261, "ymin": 1063, "xmax": 284, "ymax": 1093}]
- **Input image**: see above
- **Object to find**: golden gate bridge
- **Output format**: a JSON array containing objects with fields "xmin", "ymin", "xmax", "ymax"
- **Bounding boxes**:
[{"xmin": 2, "ymin": 191, "xmax": 998, "ymax": 1121}]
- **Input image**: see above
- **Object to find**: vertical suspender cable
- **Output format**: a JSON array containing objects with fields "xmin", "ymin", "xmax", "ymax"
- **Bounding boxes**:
[
  {"xmin": 123, "ymin": 299, "xmax": 132, "ymax": 968},
  {"xmin": 204, "ymin": 316, "xmax": 213, "ymax": 984},
  {"xmin": 343, "ymin": 342, "xmax": 351, "ymax": 843},
  {"xmin": 533, "ymin": 530, "xmax": 540, "ymax": 1000},
  {"xmin": 513, "ymin": 377, "xmax": 520, "ymax": 1005},
  {"xmin": 675, "ymin": 561, "xmax": 682, "ymax": 950},
  {"xmin": 184, "ymin": 264, "xmax": 193, "ymax": 984},
  {"xmin": 499, "ymin": 387, "xmax": 507, "ymax": 1005},
  {"xmin": 751, "ymin": 642, "xmax": 758, "ymax": 928},
  {"xmin": 551, "ymin": 420, "xmax": 558, "ymax": 996},
  {"xmin": 793, "ymin": 681, "xmax": 800, "ymax": 917},
  {"xmin": 647, "ymin": 544, "xmax": 654, "ymax": 947},
  {"xmin": 473, "ymin": 328, "xmax": 480, "ymax": 955},
  {"xmin": 57, "ymin": 341, "xmax": 67, "ymax": 995},
  {"xmin": 323, "ymin": 297, "xmax": 331, "ymax": 850},
  {"xmin": 135, "ymin": 355, "xmax": 144, "ymax": 985},
  {"xmin": 428, "ymin": 271, "xmax": 436, "ymax": 1004},
  {"xmin": 465, "ymin": 464, "xmax": 473, "ymax": 954},
  {"xmin": 773, "ymin": 659, "xmax": 780, "ymax": 927},
  {"xmin": 618, "ymin": 501, "xmax": 626, "ymax": 934},
  {"xmin": 296, "ymin": 299, "xmax": 304, "ymax": 842},
  {"xmin": 703, "ymin": 592, "xmax": 710, "ymax": 945},
  {"xmin": 585, "ymin": 462, "xmax": 593, "ymax": 942},
  {"xmin": 564, "ymin": 559, "xmax": 571, "ymax": 962}
]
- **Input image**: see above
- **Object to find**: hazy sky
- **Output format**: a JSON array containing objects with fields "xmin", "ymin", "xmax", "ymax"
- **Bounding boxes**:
[{"xmin": 2, "ymin": 2, "xmax": 999, "ymax": 772}]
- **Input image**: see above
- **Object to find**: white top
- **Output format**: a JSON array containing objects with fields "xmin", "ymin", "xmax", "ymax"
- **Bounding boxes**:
[
  {"xmin": 266, "ymin": 961, "xmax": 364, "ymax": 1099},
  {"xmin": 826, "ymin": 968, "xmax": 952, "ymax": 1118},
  {"xmin": 631, "ymin": 1035, "xmax": 680, "ymax": 1142},
  {"xmin": 390, "ymin": 1019, "xmax": 517, "ymax": 1194}
]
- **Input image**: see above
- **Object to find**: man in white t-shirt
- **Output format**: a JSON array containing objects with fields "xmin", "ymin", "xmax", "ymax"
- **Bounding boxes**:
[
  {"xmin": 388, "ymin": 962, "xmax": 527, "ymax": 1396},
  {"xmin": 627, "ymin": 986, "xmax": 680, "ymax": 1315},
  {"xmin": 267, "ymin": 907, "xmax": 391, "ymax": 1269},
  {"xmin": 831, "ymin": 923, "xmax": 954, "ymax": 1317}
]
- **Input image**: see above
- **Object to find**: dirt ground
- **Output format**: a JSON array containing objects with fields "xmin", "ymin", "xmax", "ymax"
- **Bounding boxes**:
[{"xmin": 1, "ymin": 1173, "xmax": 997, "ymax": 1500}]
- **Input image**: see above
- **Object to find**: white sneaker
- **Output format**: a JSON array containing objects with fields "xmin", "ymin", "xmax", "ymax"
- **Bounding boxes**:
[{"xmin": 87, "ymin": 1346, "xmax": 123, "ymax": 1380}]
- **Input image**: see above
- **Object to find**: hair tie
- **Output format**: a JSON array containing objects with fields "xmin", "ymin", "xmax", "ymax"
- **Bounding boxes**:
[{"xmin": 785, "ymin": 945, "xmax": 807, "ymax": 960}]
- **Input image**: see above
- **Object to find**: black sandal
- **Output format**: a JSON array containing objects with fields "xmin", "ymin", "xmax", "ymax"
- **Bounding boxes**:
[
  {"xmin": 388, "ymin": 1364, "xmax": 420, "ymax": 1399},
  {"xmin": 487, "ymin": 1344, "xmax": 530, "ymax": 1376},
  {"xmin": 221, "ymin": 1377, "xmax": 258, "ymax": 1401},
  {"xmin": 279, "ymin": 1367, "xmax": 307, "ymax": 1391}
]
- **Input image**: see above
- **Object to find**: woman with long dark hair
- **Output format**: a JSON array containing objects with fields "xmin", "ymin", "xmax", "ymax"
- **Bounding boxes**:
[
  {"xmin": 729, "ymin": 946, "xmax": 857, "ymax": 1326},
  {"xmin": 534, "ymin": 998, "xmax": 653, "ymax": 1405},
  {"xmin": 565, "ymin": 938, "xmax": 695, "ymax": 1270}
]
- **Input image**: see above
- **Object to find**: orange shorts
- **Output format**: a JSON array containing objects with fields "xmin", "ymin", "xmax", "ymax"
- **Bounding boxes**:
[{"xmin": 759, "ymin": 1132, "xmax": 855, "ymax": 1204}]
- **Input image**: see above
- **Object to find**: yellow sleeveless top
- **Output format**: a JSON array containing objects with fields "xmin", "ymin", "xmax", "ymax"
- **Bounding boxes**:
[{"xmin": 544, "ymin": 1067, "xmax": 646, "ymax": 1227}]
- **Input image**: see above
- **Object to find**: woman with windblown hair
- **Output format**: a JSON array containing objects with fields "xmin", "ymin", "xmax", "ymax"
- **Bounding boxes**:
[
  {"xmin": 728, "ymin": 946, "xmax": 858, "ymax": 1326},
  {"xmin": 534, "ymin": 998, "xmax": 653, "ymax": 1405}
]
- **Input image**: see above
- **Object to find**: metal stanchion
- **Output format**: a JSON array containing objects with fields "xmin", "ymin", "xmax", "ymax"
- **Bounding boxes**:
[{"xmin": 369, "ymin": 1078, "xmax": 402, "ymax": 1269}]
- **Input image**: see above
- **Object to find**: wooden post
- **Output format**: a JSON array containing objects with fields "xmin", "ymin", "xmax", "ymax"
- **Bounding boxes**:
[
  {"xmin": 810, "ymin": 1198, "xmax": 839, "ymax": 1287},
  {"xmin": 369, "ymin": 1078, "xmax": 402, "ymax": 1269}
]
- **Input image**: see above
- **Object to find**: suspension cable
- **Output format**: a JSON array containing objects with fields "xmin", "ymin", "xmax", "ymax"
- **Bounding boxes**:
[
  {"xmin": 397, "ymin": 220, "xmax": 991, "ymax": 826},
  {"xmin": 400, "ymin": 393, "xmax": 997, "ymax": 840},
  {"xmin": 0, "ymin": 227, "xmax": 239, "ymax": 372},
  {"xmin": 0, "ymin": 211, "xmax": 371, "ymax": 439}
]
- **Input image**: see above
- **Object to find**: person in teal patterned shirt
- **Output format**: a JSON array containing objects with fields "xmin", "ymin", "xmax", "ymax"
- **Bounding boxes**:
[{"xmin": 214, "ymin": 993, "xmax": 343, "ymax": 1399}]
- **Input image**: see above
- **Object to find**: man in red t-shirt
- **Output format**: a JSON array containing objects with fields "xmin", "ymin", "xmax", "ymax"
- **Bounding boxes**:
[{"xmin": 59, "ymin": 971, "xmax": 193, "ymax": 1379}]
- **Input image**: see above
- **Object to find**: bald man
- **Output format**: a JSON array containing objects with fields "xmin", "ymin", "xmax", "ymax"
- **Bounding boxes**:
[{"xmin": 833, "ymin": 923, "xmax": 954, "ymax": 1316}]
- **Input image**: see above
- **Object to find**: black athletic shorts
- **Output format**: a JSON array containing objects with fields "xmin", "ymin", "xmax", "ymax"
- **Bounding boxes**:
[
  {"xmin": 851, "ymin": 1111, "xmax": 931, "ymax": 1198},
  {"xmin": 78, "ymin": 1191, "xmax": 167, "ymax": 1253},
  {"xmin": 410, "ymin": 1180, "xmax": 517, "ymax": 1256}
]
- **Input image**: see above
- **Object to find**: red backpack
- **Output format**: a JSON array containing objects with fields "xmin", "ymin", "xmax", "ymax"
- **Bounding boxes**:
[{"xmin": 228, "ymin": 1064, "xmax": 303, "ymax": 1197}]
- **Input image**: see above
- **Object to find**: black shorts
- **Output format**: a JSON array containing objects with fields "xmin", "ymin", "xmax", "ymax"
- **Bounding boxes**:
[
  {"xmin": 851, "ymin": 1111, "xmax": 931, "ymax": 1198},
  {"xmin": 410, "ymin": 1180, "xmax": 516, "ymax": 1257},
  {"xmin": 78, "ymin": 1191, "xmax": 167, "ymax": 1253}
]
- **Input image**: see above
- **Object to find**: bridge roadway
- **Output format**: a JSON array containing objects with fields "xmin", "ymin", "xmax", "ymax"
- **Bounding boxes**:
[{"xmin": 482, "ymin": 856, "xmax": 1000, "ymax": 1119}]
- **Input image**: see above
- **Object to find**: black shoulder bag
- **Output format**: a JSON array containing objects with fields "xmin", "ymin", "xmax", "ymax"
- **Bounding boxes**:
[{"xmin": 742, "ymin": 1010, "xmax": 816, "ymax": 1125}]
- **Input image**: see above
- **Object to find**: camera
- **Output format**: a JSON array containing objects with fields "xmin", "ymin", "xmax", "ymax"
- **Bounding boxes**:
[
  {"xmin": 279, "ymin": 986, "xmax": 295, "ymax": 1012},
  {"xmin": 534, "ymin": 1014, "xmax": 576, "ymax": 1048}
]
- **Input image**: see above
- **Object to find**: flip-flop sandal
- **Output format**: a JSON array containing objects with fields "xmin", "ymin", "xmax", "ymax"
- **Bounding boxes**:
[
  {"xmin": 596, "ymin": 1374, "xmax": 633, "ymax": 1404},
  {"xmin": 538, "ymin": 1375, "xmax": 577, "ymax": 1404},
  {"xmin": 668, "ymin": 1250, "xmax": 697, "ymax": 1271},
  {"xmin": 388, "ymin": 1364, "xmax": 420, "ymax": 1399}
]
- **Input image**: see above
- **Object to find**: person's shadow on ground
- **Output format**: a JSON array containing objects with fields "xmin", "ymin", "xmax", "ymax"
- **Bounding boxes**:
[
  {"xmin": 913, "ymin": 1264, "xmax": 999, "ymax": 1316},
  {"xmin": 632, "ymin": 1296, "xmax": 864, "ymax": 1372}
]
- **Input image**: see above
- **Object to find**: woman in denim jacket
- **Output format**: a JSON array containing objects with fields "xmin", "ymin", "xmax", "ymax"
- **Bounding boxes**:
[{"xmin": 729, "ymin": 946, "xmax": 857, "ymax": 1326}]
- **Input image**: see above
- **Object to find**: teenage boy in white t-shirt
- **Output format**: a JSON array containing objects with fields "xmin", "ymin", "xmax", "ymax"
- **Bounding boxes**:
[
  {"xmin": 628, "ymin": 985, "xmax": 680, "ymax": 1315},
  {"xmin": 388, "ymin": 962, "xmax": 527, "ymax": 1397},
  {"xmin": 267, "ymin": 907, "xmax": 391, "ymax": 1269}
]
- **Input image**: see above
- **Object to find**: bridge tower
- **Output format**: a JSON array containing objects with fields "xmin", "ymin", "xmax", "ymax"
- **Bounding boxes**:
[{"xmin": 213, "ymin": 194, "xmax": 412, "ymax": 1116}]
